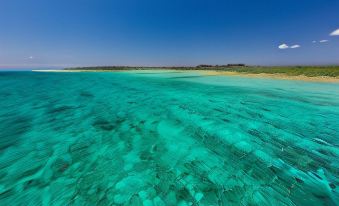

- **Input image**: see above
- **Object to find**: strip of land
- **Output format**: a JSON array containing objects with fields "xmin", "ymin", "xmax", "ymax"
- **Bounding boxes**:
[
  {"xmin": 196, "ymin": 70, "xmax": 339, "ymax": 83},
  {"xmin": 33, "ymin": 65, "xmax": 339, "ymax": 83}
]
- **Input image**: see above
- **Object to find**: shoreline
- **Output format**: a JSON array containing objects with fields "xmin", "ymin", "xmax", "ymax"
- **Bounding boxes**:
[
  {"xmin": 196, "ymin": 70, "xmax": 339, "ymax": 83},
  {"xmin": 32, "ymin": 69, "xmax": 339, "ymax": 83}
]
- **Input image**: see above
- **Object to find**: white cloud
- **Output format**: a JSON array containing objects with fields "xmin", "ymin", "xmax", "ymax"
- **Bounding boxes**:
[
  {"xmin": 278, "ymin": 43, "xmax": 301, "ymax": 49},
  {"xmin": 319, "ymin": 39, "xmax": 329, "ymax": 43},
  {"xmin": 312, "ymin": 40, "xmax": 317, "ymax": 43},
  {"xmin": 290, "ymin": 45, "xmax": 300, "ymax": 49},
  {"xmin": 278, "ymin": 44, "xmax": 289, "ymax": 49},
  {"xmin": 330, "ymin": 29, "xmax": 339, "ymax": 36},
  {"xmin": 27, "ymin": 56, "xmax": 34, "ymax": 59}
]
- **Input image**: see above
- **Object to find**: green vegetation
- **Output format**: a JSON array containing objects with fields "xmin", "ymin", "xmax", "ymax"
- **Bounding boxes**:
[
  {"xmin": 64, "ymin": 65, "xmax": 339, "ymax": 77},
  {"xmin": 224, "ymin": 66, "xmax": 339, "ymax": 77}
]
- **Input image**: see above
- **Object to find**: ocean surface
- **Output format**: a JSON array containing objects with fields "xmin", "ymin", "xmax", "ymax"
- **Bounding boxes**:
[{"xmin": 0, "ymin": 71, "xmax": 338, "ymax": 206}]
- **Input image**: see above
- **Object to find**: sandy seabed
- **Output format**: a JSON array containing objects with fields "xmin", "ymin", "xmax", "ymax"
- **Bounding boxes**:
[{"xmin": 32, "ymin": 69, "xmax": 339, "ymax": 83}]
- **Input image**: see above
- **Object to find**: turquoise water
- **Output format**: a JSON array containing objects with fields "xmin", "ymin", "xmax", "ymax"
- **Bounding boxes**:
[{"xmin": 0, "ymin": 71, "xmax": 338, "ymax": 206}]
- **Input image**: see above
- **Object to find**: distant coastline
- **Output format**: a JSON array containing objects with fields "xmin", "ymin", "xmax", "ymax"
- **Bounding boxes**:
[{"xmin": 33, "ymin": 65, "xmax": 339, "ymax": 83}]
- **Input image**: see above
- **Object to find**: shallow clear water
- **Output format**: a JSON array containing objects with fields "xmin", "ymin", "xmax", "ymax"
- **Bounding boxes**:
[{"xmin": 0, "ymin": 71, "xmax": 338, "ymax": 206}]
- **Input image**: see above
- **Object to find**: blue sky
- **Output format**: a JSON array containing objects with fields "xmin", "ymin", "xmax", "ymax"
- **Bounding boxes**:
[{"xmin": 0, "ymin": 0, "xmax": 339, "ymax": 68}]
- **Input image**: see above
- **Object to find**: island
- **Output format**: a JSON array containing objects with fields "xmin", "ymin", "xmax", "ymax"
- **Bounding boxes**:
[{"xmin": 34, "ymin": 65, "xmax": 339, "ymax": 83}]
